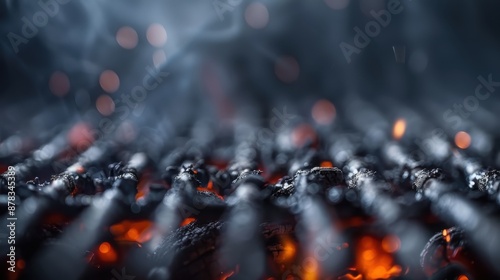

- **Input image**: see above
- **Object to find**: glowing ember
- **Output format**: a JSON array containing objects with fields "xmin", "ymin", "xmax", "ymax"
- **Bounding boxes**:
[
  {"xmin": 362, "ymin": 249, "xmax": 375, "ymax": 260},
  {"xmin": 49, "ymin": 71, "xmax": 70, "ymax": 97},
  {"xmin": 455, "ymin": 131, "xmax": 471, "ymax": 149},
  {"xmin": 244, "ymin": 2, "xmax": 269, "ymax": 29},
  {"xmin": 445, "ymin": 235, "xmax": 451, "ymax": 243},
  {"xmin": 181, "ymin": 217, "xmax": 196, "ymax": 226},
  {"xmin": 127, "ymin": 228, "xmax": 140, "ymax": 240},
  {"xmin": 99, "ymin": 242, "xmax": 110, "ymax": 254},
  {"xmin": 135, "ymin": 172, "xmax": 151, "ymax": 200},
  {"xmin": 220, "ymin": 267, "xmax": 238, "ymax": 280},
  {"xmin": 99, "ymin": 70, "xmax": 120, "ymax": 93},
  {"xmin": 320, "ymin": 161, "xmax": 334, "ymax": 168},
  {"xmin": 392, "ymin": 118, "xmax": 406, "ymax": 140},
  {"xmin": 147, "ymin": 23, "xmax": 168, "ymax": 47},
  {"xmin": 356, "ymin": 236, "xmax": 402, "ymax": 280},
  {"xmin": 338, "ymin": 273, "xmax": 362, "ymax": 280},
  {"xmin": 116, "ymin": 26, "xmax": 139, "ymax": 49},
  {"xmin": 110, "ymin": 220, "xmax": 153, "ymax": 243},
  {"xmin": 97, "ymin": 242, "xmax": 117, "ymax": 263},
  {"xmin": 96, "ymin": 95, "xmax": 115, "ymax": 116},
  {"xmin": 381, "ymin": 235, "xmax": 400, "ymax": 253},
  {"xmin": 312, "ymin": 99, "xmax": 336, "ymax": 125},
  {"xmin": 17, "ymin": 259, "xmax": 25, "ymax": 269},
  {"xmin": 457, "ymin": 275, "xmax": 469, "ymax": 280},
  {"xmin": 276, "ymin": 236, "xmax": 296, "ymax": 263},
  {"xmin": 302, "ymin": 257, "xmax": 319, "ymax": 280},
  {"xmin": 275, "ymin": 56, "xmax": 300, "ymax": 83},
  {"xmin": 198, "ymin": 181, "xmax": 225, "ymax": 200}
]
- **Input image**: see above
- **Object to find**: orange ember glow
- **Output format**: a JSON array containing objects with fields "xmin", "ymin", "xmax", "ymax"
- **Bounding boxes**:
[
  {"xmin": 268, "ymin": 173, "xmax": 285, "ymax": 184},
  {"xmin": 381, "ymin": 235, "xmax": 400, "ymax": 253},
  {"xmin": 445, "ymin": 235, "xmax": 451, "ymax": 243},
  {"xmin": 198, "ymin": 181, "xmax": 225, "ymax": 200},
  {"xmin": 442, "ymin": 228, "xmax": 451, "ymax": 242},
  {"xmin": 17, "ymin": 259, "xmax": 25, "ymax": 269},
  {"xmin": 99, "ymin": 242, "xmax": 110, "ymax": 253},
  {"xmin": 276, "ymin": 236, "xmax": 297, "ymax": 263},
  {"xmin": 135, "ymin": 173, "xmax": 151, "ymax": 200},
  {"xmin": 312, "ymin": 100, "xmax": 336, "ymax": 125},
  {"xmin": 320, "ymin": 161, "xmax": 333, "ymax": 168},
  {"xmin": 455, "ymin": 131, "xmax": 471, "ymax": 149},
  {"xmin": 181, "ymin": 217, "xmax": 196, "ymax": 226},
  {"xmin": 392, "ymin": 118, "xmax": 406, "ymax": 140},
  {"xmin": 110, "ymin": 220, "xmax": 153, "ymax": 243},
  {"xmin": 127, "ymin": 228, "xmax": 140, "ymax": 240},
  {"xmin": 302, "ymin": 257, "xmax": 319, "ymax": 280},
  {"xmin": 219, "ymin": 271, "xmax": 234, "ymax": 280},
  {"xmin": 220, "ymin": 266, "xmax": 239, "ymax": 280},
  {"xmin": 73, "ymin": 165, "xmax": 85, "ymax": 174},
  {"xmin": 220, "ymin": 271, "xmax": 235, "ymax": 280},
  {"xmin": 457, "ymin": 275, "xmax": 469, "ymax": 280},
  {"xmin": 355, "ymin": 236, "xmax": 402, "ymax": 280},
  {"xmin": 338, "ymin": 274, "xmax": 363, "ymax": 280},
  {"xmin": 98, "ymin": 242, "xmax": 117, "ymax": 263}
]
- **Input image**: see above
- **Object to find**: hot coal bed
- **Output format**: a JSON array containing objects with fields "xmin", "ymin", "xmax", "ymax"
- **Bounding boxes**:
[
  {"xmin": 1, "ymin": 111, "xmax": 500, "ymax": 280},
  {"xmin": 2, "ymin": 1, "xmax": 500, "ymax": 280}
]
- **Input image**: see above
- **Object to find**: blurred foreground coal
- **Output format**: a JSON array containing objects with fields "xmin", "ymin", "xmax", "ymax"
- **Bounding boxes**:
[{"xmin": 1, "ymin": 110, "xmax": 500, "ymax": 280}]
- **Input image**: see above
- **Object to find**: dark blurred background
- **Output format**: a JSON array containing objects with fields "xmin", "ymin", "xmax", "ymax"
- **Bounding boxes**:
[{"xmin": 1, "ymin": 0, "xmax": 500, "ymax": 156}]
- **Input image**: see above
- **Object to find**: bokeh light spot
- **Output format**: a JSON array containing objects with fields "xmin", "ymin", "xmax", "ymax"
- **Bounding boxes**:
[
  {"xmin": 381, "ymin": 235, "xmax": 400, "ymax": 253},
  {"xmin": 99, "ymin": 242, "xmax": 110, "ymax": 254},
  {"xmin": 96, "ymin": 95, "xmax": 115, "ymax": 116},
  {"xmin": 392, "ymin": 118, "xmax": 406, "ymax": 140},
  {"xmin": 245, "ymin": 2, "xmax": 269, "ymax": 29},
  {"xmin": 312, "ymin": 99, "xmax": 336, "ymax": 125},
  {"xmin": 116, "ymin": 26, "xmax": 138, "ymax": 49},
  {"xmin": 99, "ymin": 70, "xmax": 120, "ymax": 93},
  {"xmin": 455, "ymin": 131, "xmax": 471, "ymax": 149},
  {"xmin": 49, "ymin": 71, "xmax": 70, "ymax": 97},
  {"xmin": 67, "ymin": 122, "xmax": 95, "ymax": 150},
  {"xmin": 147, "ymin": 23, "xmax": 168, "ymax": 47}
]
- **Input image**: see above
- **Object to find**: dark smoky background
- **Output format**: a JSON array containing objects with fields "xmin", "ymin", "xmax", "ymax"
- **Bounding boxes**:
[
  {"xmin": 3, "ymin": 2, "xmax": 500, "ymax": 280},
  {"xmin": 1, "ymin": 0, "xmax": 500, "ymax": 161}
]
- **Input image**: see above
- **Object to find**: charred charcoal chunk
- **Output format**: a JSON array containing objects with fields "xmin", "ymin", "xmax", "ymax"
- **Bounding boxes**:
[
  {"xmin": 412, "ymin": 168, "xmax": 446, "ymax": 192},
  {"xmin": 468, "ymin": 169, "xmax": 500, "ymax": 193},
  {"xmin": 420, "ymin": 227, "xmax": 490, "ymax": 279}
]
